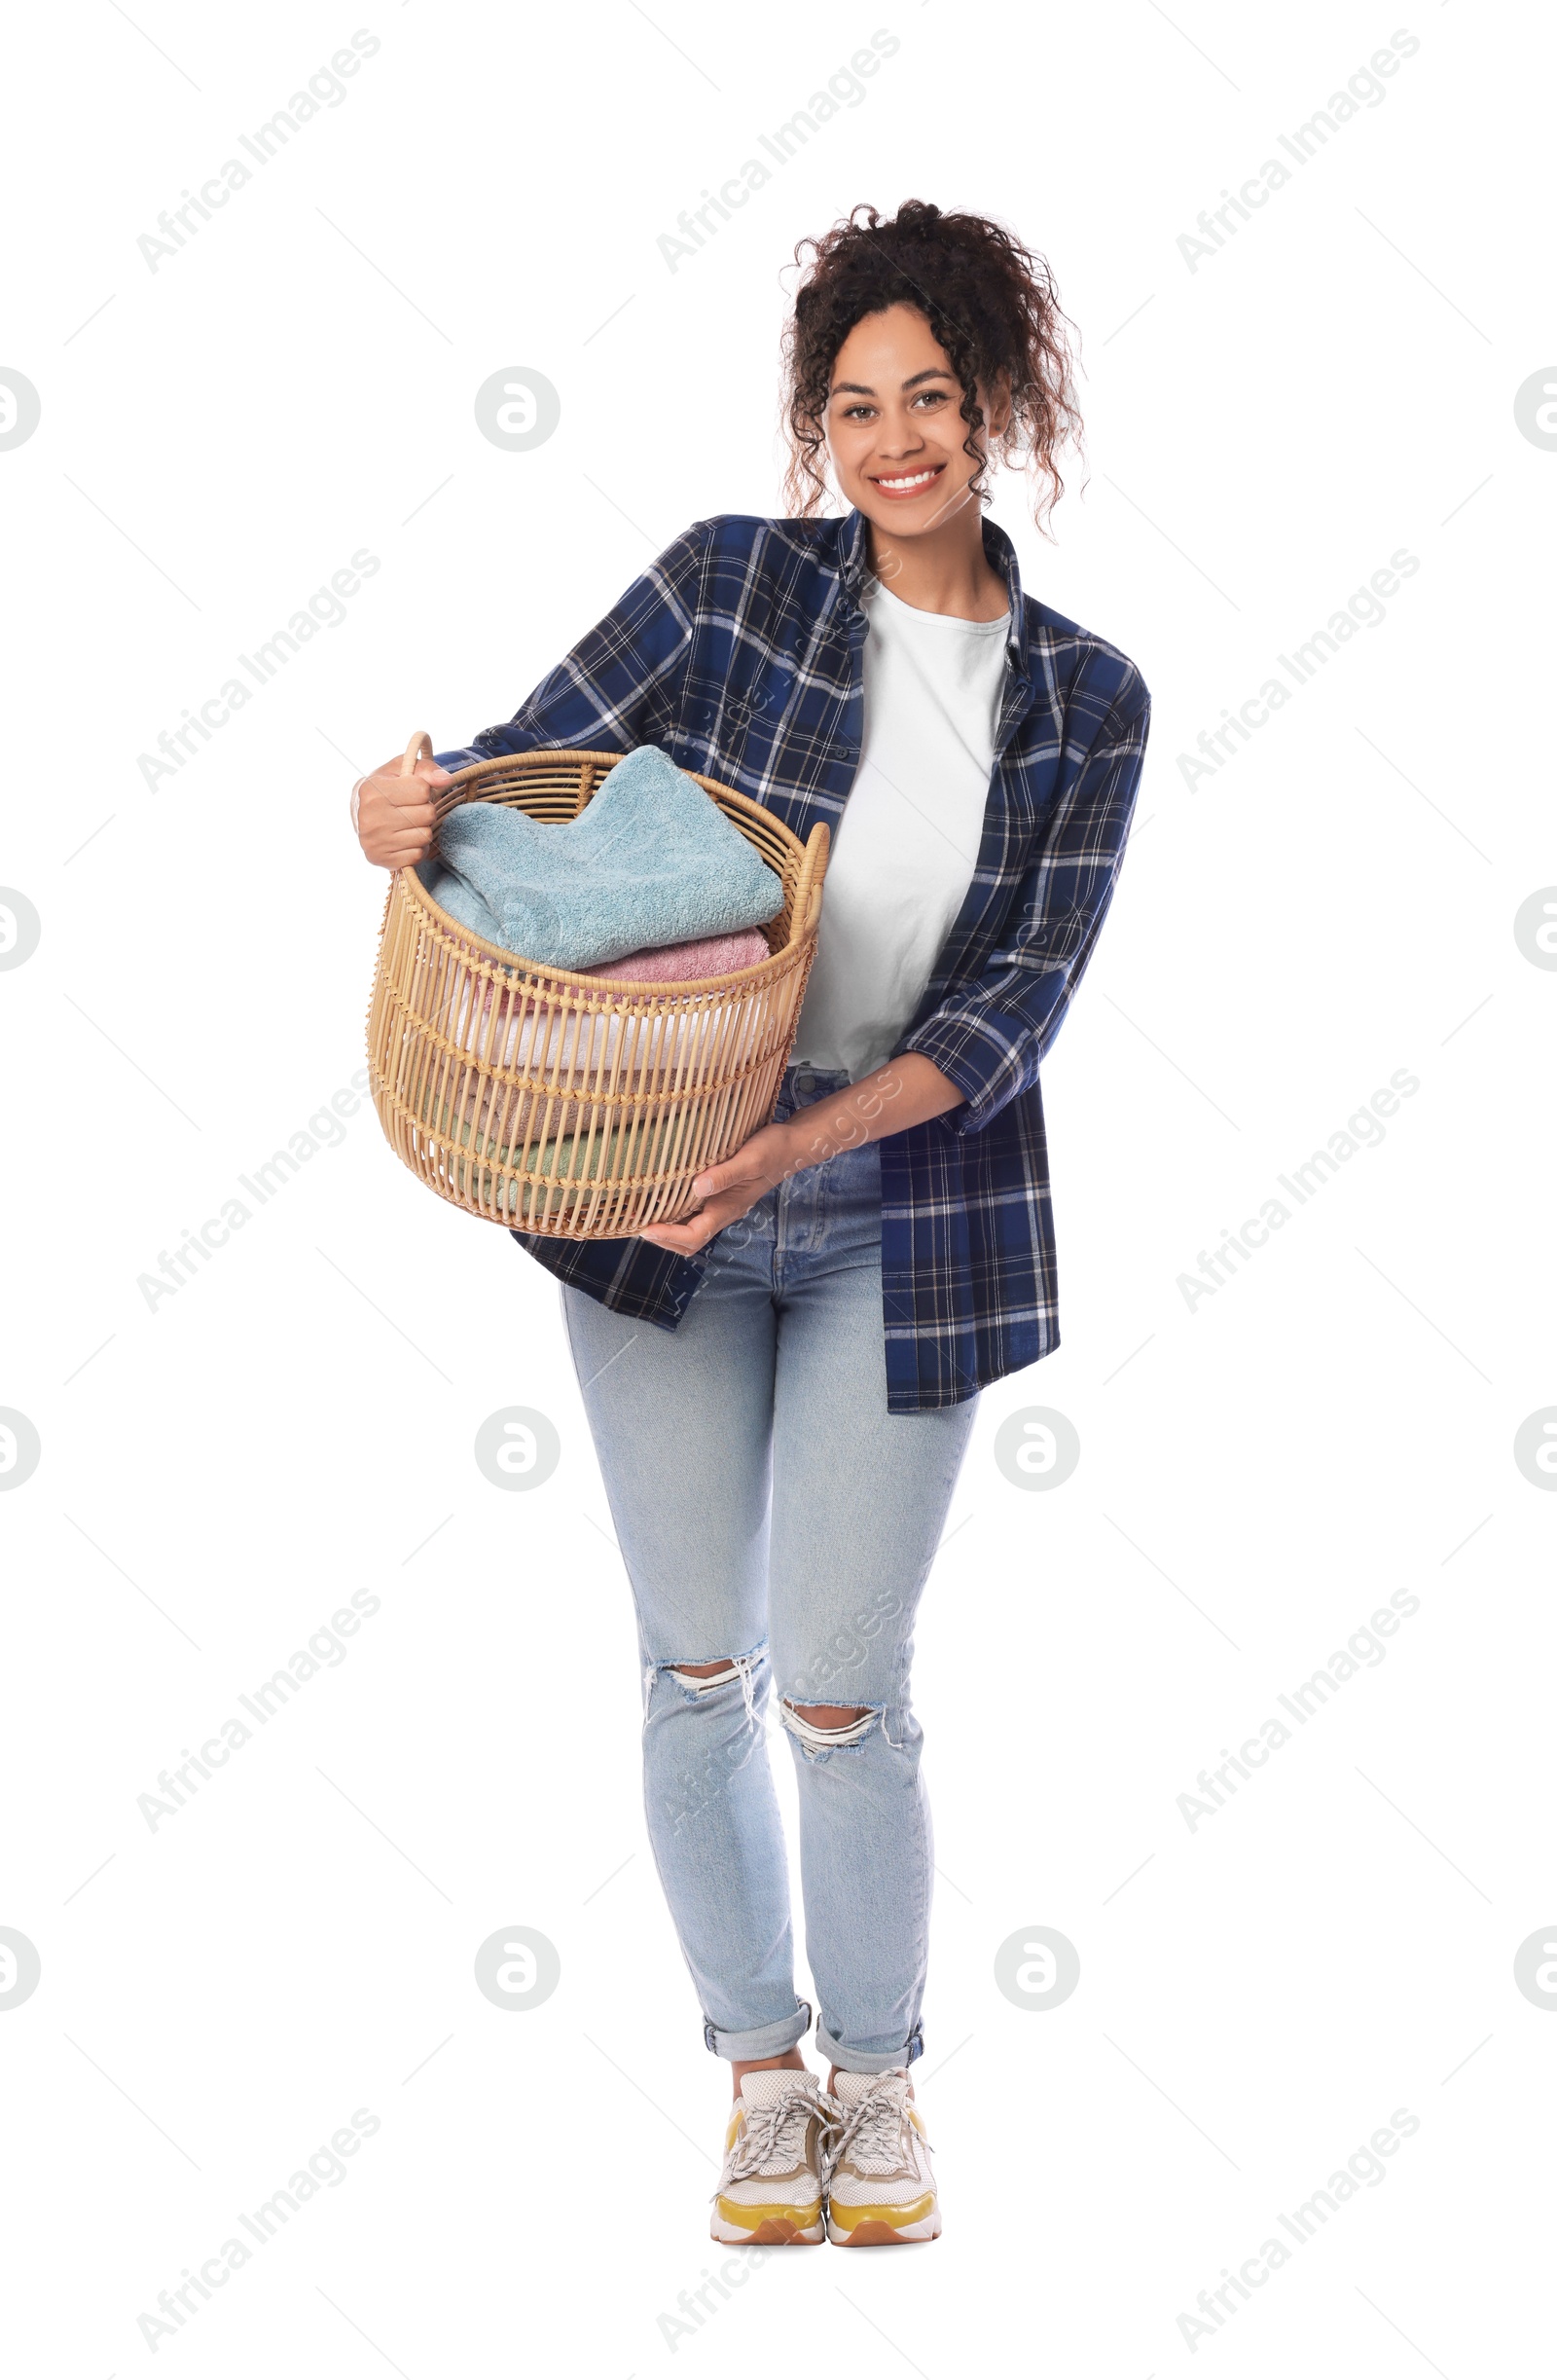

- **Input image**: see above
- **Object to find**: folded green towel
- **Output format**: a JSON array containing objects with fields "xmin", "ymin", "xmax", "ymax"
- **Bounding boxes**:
[
  {"xmin": 427, "ymin": 1093, "xmax": 692, "ymax": 1219},
  {"xmin": 419, "ymin": 745, "xmax": 783, "ymax": 969}
]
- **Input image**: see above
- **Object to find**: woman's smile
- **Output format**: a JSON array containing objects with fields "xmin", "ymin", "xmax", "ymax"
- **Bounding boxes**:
[{"xmin": 869, "ymin": 462, "xmax": 946, "ymax": 497}]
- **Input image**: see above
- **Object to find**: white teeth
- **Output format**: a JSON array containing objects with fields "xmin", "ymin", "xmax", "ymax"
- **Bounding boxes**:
[{"xmin": 878, "ymin": 468, "xmax": 937, "ymax": 490}]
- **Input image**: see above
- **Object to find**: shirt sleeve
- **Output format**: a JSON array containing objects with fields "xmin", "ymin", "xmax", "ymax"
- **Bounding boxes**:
[
  {"xmin": 433, "ymin": 521, "xmax": 710, "ymax": 772},
  {"xmin": 899, "ymin": 666, "xmax": 1150, "ymax": 1134}
]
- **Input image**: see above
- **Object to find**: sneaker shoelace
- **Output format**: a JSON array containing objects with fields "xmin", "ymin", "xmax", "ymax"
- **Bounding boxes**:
[
  {"xmin": 722, "ymin": 2088, "xmax": 820, "ymax": 2184},
  {"xmin": 818, "ymin": 2080, "xmax": 923, "ymax": 2185}
]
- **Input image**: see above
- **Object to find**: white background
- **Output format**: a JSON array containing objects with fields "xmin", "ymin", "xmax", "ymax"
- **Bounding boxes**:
[{"xmin": 2, "ymin": 1, "xmax": 1552, "ymax": 2371}]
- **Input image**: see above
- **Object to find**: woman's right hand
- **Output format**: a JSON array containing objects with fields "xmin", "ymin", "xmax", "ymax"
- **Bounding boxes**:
[{"xmin": 353, "ymin": 751, "xmax": 453, "ymax": 869}]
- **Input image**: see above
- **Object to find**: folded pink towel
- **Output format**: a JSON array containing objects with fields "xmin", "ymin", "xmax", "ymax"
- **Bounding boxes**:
[
  {"xmin": 447, "ymin": 927, "xmax": 773, "ymax": 1060},
  {"xmin": 580, "ymin": 928, "xmax": 770, "ymax": 982}
]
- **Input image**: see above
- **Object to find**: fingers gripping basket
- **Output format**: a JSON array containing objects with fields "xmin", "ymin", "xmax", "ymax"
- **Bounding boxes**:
[{"xmin": 366, "ymin": 736, "xmax": 830, "ymax": 1236}]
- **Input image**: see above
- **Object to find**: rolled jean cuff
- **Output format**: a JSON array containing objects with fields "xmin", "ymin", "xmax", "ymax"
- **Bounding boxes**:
[
  {"xmin": 815, "ymin": 2019, "xmax": 923, "ymax": 2076},
  {"xmin": 704, "ymin": 1999, "xmax": 813, "ymax": 2061}
]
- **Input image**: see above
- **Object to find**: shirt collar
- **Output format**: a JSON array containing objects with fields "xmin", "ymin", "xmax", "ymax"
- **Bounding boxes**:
[{"xmin": 838, "ymin": 506, "xmax": 1032, "ymax": 685}]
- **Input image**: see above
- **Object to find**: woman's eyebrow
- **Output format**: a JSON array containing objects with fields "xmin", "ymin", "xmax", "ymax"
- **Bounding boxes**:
[{"xmin": 829, "ymin": 367, "xmax": 956, "ymax": 397}]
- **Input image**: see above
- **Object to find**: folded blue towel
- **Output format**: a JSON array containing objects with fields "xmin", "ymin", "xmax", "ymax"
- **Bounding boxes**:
[{"xmin": 419, "ymin": 745, "xmax": 783, "ymax": 969}]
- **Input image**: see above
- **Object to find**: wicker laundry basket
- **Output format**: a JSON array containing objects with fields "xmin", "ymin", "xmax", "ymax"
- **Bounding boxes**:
[{"xmin": 367, "ymin": 734, "xmax": 830, "ymax": 1236}]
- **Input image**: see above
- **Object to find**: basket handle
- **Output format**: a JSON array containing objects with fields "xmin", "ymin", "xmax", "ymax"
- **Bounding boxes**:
[
  {"xmin": 393, "ymin": 731, "xmax": 448, "ymax": 873},
  {"xmin": 797, "ymin": 820, "xmax": 830, "ymax": 936}
]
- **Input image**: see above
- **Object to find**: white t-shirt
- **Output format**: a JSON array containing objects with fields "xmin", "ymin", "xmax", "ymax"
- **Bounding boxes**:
[{"xmin": 793, "ymin": 578, "xmax": 1009, "ymax": 1080}]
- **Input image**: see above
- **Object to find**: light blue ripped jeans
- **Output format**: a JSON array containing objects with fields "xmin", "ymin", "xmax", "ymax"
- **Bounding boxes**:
[{"xmin": 562, "ymin": 1065, "xmax": 977, "ymax": 2074}]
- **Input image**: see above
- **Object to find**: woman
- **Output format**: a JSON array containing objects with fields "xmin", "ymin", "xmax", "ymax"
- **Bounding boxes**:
[{"xmin": 354, "ymin": 201, "xmax": 1149, "ymax": 2246}]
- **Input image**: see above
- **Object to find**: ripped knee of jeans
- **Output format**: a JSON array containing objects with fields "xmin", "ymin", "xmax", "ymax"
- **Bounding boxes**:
[
  {"xmin": 657, "ymin": 1647, "xmax": 764, "ymax": 1728},
  {"xmin": 779, "ymin": 1698, "xmax": 880, "ymax": 1752}
]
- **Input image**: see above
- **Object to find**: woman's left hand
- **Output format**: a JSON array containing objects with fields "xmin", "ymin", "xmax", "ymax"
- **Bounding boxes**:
[{"xmin": 637, "ymin": 1118, "xmax": 799, "ymax": 1255}]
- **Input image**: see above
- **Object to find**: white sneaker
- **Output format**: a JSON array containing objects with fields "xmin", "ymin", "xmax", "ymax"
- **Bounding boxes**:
[
  {"xmin": 710, "ymin": 2069, "xmax": 826, "ymax": 2246},
  {"xmin": 822, "ymin": 2068, "xmax": 940, "ymax": 2245}
]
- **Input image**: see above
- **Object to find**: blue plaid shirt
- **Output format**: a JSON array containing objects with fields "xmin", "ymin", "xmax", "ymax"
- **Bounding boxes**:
[{"xmin": 437, "ymin": 509, "xmax": 1149, "ymax": 1412}]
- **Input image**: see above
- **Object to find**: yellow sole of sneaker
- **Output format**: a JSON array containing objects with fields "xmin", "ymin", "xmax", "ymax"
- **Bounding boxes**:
[
  {"xmin": 828, "ymin": 2215, "xmax": 941, "ymax": 2246},
  {"xmin": 711, "ymin": 2207, "xmax": 824, "ymax": 2247}
]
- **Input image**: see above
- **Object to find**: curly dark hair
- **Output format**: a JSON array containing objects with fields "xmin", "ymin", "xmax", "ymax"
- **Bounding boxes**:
[{"xmin": 779, "ymin": 199, "xmax": 1083, "ymax": 533}]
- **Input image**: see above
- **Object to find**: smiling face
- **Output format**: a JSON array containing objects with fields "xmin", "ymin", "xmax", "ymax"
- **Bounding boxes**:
[{"xmin": 823, "ymin": 302, "xmax": 1004, "ymax": 541}]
